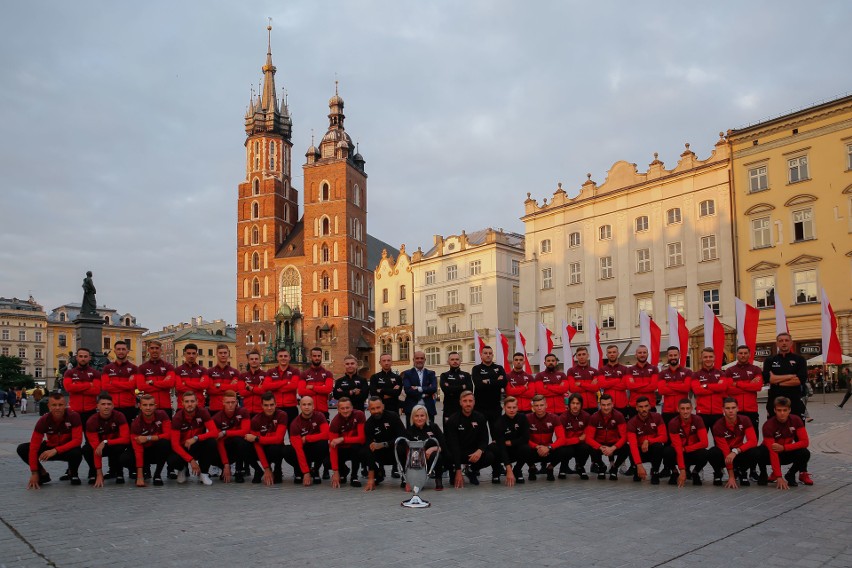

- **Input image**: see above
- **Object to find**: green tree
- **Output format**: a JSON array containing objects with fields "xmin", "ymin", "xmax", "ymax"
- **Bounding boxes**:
[{"xmin": 0, "ymin": 356, "xmax": 35, "ymax": 390}]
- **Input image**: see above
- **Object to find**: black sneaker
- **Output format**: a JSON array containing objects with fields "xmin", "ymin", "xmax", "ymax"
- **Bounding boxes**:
[
  {"xmin": 515, "ymin": 476, "xmax": 525, "ymax": 484},
  {"xmin": 400, "ymin": 480, "xmax": 406, "ymax": 488},
  {"xmin": 597, "ymin": 472, "xmax": 607, "ymax": 480},
  {"xmin": 272, "ymin": 472, "xmax": 283, "ymax": 485},
  {"xmin": 668, "ymin": 471, "xmax": 679, "ymax": 485},
  {"xmin": 528, "ymin": 470, "xmax": 537, "ymax": 481},
  {"xmin": 153, "ymin": 477, "xmax": 164, "ymax": 487},
  {"xmin": 167, "ymin": 471, "xmax": 178, "ymax": 480},
  {"xmin": 294, "ymin": 475, "xmax": 304, "ymax": 485},
  {"xmin": 312, "ymin": 475, "xmax": 322, "ymax": 484},
  {"xmin": 658, "ymin": 468, "xmax": 671, "ymax": 478},
  {"xmin": 590, "ymin": 462, "xmax": 601, "ymax": 474},
  {"xmin": 749, "ymin": 470, "xmax": 760, "ymax": 482},
  {"xmin": 87, "ymin": 475, "xmax": 96, "ymax": 486},
  {"xmin": 784, "ymin": 472, "xmax": 799, "ymax": 487},
  {"xmin": 252, "ymin": 471, "xmax": 263, "ymax": 484},
  {"xmin": 114, "ymin": 476, "xmax": 125, "ymax": 485},
  {"xmin": 129, "ymin": 471, "xmax": 137, "ymax": 480},
  {"xmin": 633, "ymin": 473, "xmax": 641, "ymax": 482},
  {"xmin": 350, "ymin": 478, "xmax": 362, "ymax": 488},
  {"xmin": 579, "ymin": 471, "xmax": 589, "ymax": 480},
  {"xmin": 60, "ymin": 471, "xmax": 71, "ymax": 481},
  {"xmin": 234, "ymin": 472, "xmax": 245, "ymax": 484},
  {"xmin": 558, "ymin": 472, "xmax": 567, "ymax": 480},
  {"xmin": 739, "ymin": 477, "xmax": 750, "ymax": 487},
  {"xmin": 651, "ymin": 473, "xmax": 660, "ymax": 485},
  {"xmin": 322, "ymin": 470, "xmax": 330, "ymax": 480},
  {"xmin": 757, "ymin": 472, "xmax": 768, "ymax": 486},
  {"xmin": 713, "ymin": 473, "xmax": 723, "ymax": 486},
  {"xmin": 390, "ymin": 468, "xmax": 401, "ymax": 479},
  {"xmin": 39, "ymin": 472, "xmax": 51, "ymax": 485},
  {"xmin": 70, "ymin": 476, "xmax": 82, "ymax": 486},
  {"xmin": 608, "ymin": 467, "xmax": 618, "ymax": 481},
  {"xmin": 466, "ymin": 470, "xmax": 480, "ymax": 486},
  {"xmin": 692, "ymin": 472, "xmax": 703, "ymax": 486},
  {"xmin": 625, "ymin": 464, "xmax": 637, "ymax": 476},
  {"xmin": 546, "ymin": 469, "xmax": 556, "ymax": 481},
  {"xmin": 492, "ymin": 476, "xmax": 501, "ymax": 484}
]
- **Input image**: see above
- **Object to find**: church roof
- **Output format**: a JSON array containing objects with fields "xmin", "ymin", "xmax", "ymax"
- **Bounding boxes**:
[
  {"xmin": 367, "ymin": 234, "xmax": 398, "ymax": 271},
  {"xmin": 274, "ymin": 218, "xmax": 398, "ymax": 267}
]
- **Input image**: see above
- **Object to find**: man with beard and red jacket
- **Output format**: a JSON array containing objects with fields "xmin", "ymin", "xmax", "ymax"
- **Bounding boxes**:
[
  {"xmin": 328, "ymin": 397, "xmax": 367, "ymax": 488},
  {"xmin": 625, "ymin": 345, "xmax": 658, "ymax": 420},
  {"xmin": 505, "ymin": 352, "xmax": 536, "ymax": 413},
  {"xmin": 526, "ymin": 394, "xmax": 568, "ymax": 481},
  {"xmin": 298, "ymin": 347, "xmax": 334, "ymax": 418},
  {"xmin": 708, "ymin": 397, "xmax": 759, "ymax": 488},
  {"xmin": 239, "ymin": 349, "xmax": 265, "ymax": 416},
  {"xmin": 17, "ymin": 392, "xmax": 84, "ymax": 488},
  {"xmin": 64, "ymin": 347, "xmax": 101, "ymax": 426},
  {"xmin": 535, "ymin": 353, "xmax": 569, "ymax": 415},
  {"xmin": 167, "ymin": 391, "xmax": 219, "ymax": 486},
  {"xmin": 123, "ymin": 394, "xmax": 171, "ymax": 487},
  {"xmin": 471, "ymin": 345, "xmax": 508, "ymax": 440},
  {"xmin": 284, "ymin": 396, "xmax": 330, "ymax": 486},
  {"xmin": 663, "ymin": 398, "xmax": 709, "ymax": 486},
  {"xmin": 567, "ymin": 346, "xmax": 601, "ymax": 415},
  {"xmin": 626, "ymin": 396, "xmax": 667, "ymax": 485},
  {"xmin": 83, "ymin": 393, "xmax": 131, "ymax": 487},
  {"xmin": 598, "ymin": 345, "xmax": 630, "ymax": 418},
  {"xmin": 758, "ymin": 396, "xmax": 812, "ymax": 489},
  {"xmin": 334, "ymin": 355, "xmax": 370, "ymax": 411},
  {"xmin": 559, "ymin": 394, "xmax": 592, "ymax": 480},
  {"xmin": 264, "ymin": 348, "xmax": 301, "ymax": 424},
  {"xmin": 724, "ymin": 345, "xmax": 763, "ymax": 440},
  {"xmin": 658, "ymin": 346, "xmax": 693, "ymax": 427},
  {"xmin": 585, "ymin": 394, "xmax": 629, "ymax": 480},
  {"xmin": 175, "ymin": 343, "xmax": 209, "ymax": 408},
  {"xmin": 210, "ymin": 390, "xmax": 251, "ymax": 483},
  {"xmin": 135, "ymin": 341, "xmax": 176, "ymax": 416},
  {"xmin": 101, "ymin": 340, "xmax": 139, "ymax": 424},
  {"xmin": 247, "ymin": 392, "xmax": 288, "ymax": 486},
  {"xmin": 206, "ymin": 344, "xmax": 241, "ymax": 414},
  {"xmin": 691, "ymin": 347, "xmax": 729, "ymax": 437}
]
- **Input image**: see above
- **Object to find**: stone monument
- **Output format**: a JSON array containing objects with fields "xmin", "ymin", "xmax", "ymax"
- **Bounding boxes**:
[{"xmin": 73, "ymin": 270, "xmax": 106, "ymax": 365}]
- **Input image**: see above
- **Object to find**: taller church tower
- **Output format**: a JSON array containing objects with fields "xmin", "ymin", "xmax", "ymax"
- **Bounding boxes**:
[{"xmin": 236, "ymin": 25, "xmax": 296, "ymax": 364}]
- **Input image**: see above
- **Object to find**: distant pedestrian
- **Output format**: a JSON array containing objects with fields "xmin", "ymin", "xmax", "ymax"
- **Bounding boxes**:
[
  {"xmin": 6, "ymin": 387, "xmax": 18, "ymax": 417},
  {"xmin": 20, "ymin": 389, "xmax": 28, "ymax": 413},
  {"xmin": 838, "ymin": 369, "xmax": 852, "ymax": 409},
  {"xmin": 0, "ymin": 389, "xmax": 6, "ymax": 417}
]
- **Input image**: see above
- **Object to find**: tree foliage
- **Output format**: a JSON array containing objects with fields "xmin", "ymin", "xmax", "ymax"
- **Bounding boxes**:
[{"xmin": 0, "ymin": 355, "xmax": 35, "ymax": 390}]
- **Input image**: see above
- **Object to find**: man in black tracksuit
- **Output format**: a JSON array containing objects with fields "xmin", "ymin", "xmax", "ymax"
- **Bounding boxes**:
[
  {"xmin": 445, "ymin": 391, "xmax": 494, "ymax": 487},
  {"xmin": 489, "ymin": 396, "xmax": 533, "ymax": 485},
  {"xmin": 439, "ymin": 351, "xmax": 473, "ymax": 428},
  {"xmin": 472, "ymin": 346, "xmax": 508, "ymax": 440},
  {"xmin": 334, "ymin": 356, "xmax": 369, "ymax": 410},
  {"xmin": 363, "ymin": 397, "xmax": 406, "ymax": 490},
  {"xmin": 369, "ymin": 354, "xmax": 403, "ymax": 416}
]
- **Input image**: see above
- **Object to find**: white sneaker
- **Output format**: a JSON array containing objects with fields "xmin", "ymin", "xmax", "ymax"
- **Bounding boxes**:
[
  {"xmin": 199, "ymin": 473, "xmax": 213, "ymax": 486},
  {"xmin": 208, "ymin": 466, "xmax": 221, "ymax": 477},
  {"xmin": 176, "ymin": 470, "xmax": 187, "ymax": 484}
]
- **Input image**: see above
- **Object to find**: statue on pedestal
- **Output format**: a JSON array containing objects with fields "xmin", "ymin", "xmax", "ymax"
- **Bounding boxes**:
[{"xmin": 81, "ymin": 271, "xmax": 97, "ymax": 316}]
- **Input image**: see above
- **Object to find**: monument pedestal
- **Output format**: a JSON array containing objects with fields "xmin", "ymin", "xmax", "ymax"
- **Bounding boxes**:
[{"xmin": 74, "ymin": 315, "xmax": 104, "ymax": 354}]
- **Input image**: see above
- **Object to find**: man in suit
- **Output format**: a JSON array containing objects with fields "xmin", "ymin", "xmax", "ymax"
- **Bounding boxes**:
[{"xmin": 402, "ymin": 351, "xmax": 437, "ymax": 426}]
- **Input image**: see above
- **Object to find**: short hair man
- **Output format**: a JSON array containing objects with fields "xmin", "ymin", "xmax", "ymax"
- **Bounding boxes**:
[
  {"xmin": 585, "ymin": 394, "xmax": 629, "ymax": 480},
  {"xmin": 166, "ymin": 391, "xmax": 219, "ymax": 486},
  {"xmin": 101, "ymin": 340, "xmax": 139, "ymax": 424},
  {"xmin": 626, "ymin": 396, "xmax": 667, "ymax": 485},
  {"xmin": 207, "ymin": 344, "xmax": 241, "ymax": 413},
  {"xmin": 240, "ymin": 349, "xmax": 265, "ymax": 416},
  {"xmin": 763, "ymin": 333, "xmax": 808, "ymax": 419},
  {"xmin": 566, "ymin": 346, "xmax": 602, "ymax": 415},
  {"xmin": 334, "ymin": 355, "xmax": 369, "ymax": 410},
  {"xmin": 369, "ymin": 353, "xmax": 403, "ymax": 415},
  {"xmin": 176, "ymin": 343, "xmax": 210, "ymax": 408},
  {"xmin": 283, "ymin": 396, "xmax": 330, "ymax": 486},
  {"xmin": 757, "ymin": 396, "xmax": 813, "ymax": 489},
  {"xmin": 329, "ymin": 397, "xmax": 368, "ymax": 488},
  {"xmin": 691, "ymin": 347, "xmax": 729, "ymax": 435},
  {"xmin": 439, "ymin": 351, "xmax": 473, "ymax": 428},
  {"xmin": 663, "ymin": 399, "xmax": 709, "ymax": 487},
  {"xmin": 445, "ymin": 391, "xmax": 494, "ymax": 487},
  {"xmin": 264, "ymin": 348, "xmax": 301, "ymax": 424},
  {"xmin": 505, "ymin": 352, "xmax": 536, "ymax": 413},
  {"xmin": 472, "ymin": 345, "xmax": 508, "ymax": 439},
  {"xmin": 625, "ymin": 345, "xmax": 658, "ymax": 420},
  {"xmin": 535, "ymin": 353, "xmax": 569, "ymax": 414},
  {"xmin": 17, "ymin": 392, "xmax": 84, "ymax": 488},
  {"xmin": 489, "ymin": 396, "xmax": 533, "ymax": 486},
  {"xmin": 558, "ymin": 393, "xmax": 592, "ymax": 480},
  {"xmin": 658, "ymin": 346, "xmax": 692, "ymax": 427},
  {"xmin": 401, "ymin": 351, "xmax": 438, "ymax": 425},
  {"xmin": 210, "ymin": 390, "xmax": 251, "ymax": 483},
  {"xmin": 122, "ymin": 394, "xmax": 171, "ymax": 487},
  {"xmin": 298, "ymin": 347, "xmax": 334, "ymax": 418},
  {"xmin": 135, "ymin": 341, "xmax": 176, "ymax": 417},
  {"xmin": 707, "ymin": 397, "xmax": 759, "ymax": 488},
  {"xmin": 82, "ymin": 393, "xmax": 131, "ymax": 487},
  {"xmin": 246, "ymin": 392, "xmax": 288, "ymax": 486},
  {"xmin": 363, "ymin": 396, "xmax": 406, "ymax": 491},
  {"xmin": 525, "ymin": 394, "xmax": 568, "ymax": 481},
  {"xmin": 64, "ymin": 347, "xmax": 102, "ymax": 426},
  {"xmin": 599, "ymin": 345, "xmax": 630, "ymax": 419}
]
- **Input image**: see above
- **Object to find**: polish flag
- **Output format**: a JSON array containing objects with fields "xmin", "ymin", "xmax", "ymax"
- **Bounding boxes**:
[
  {"xmin": 735, "ymin": 297, "xmax": 759, "ymax": 363},
  {"xmin": 667, "ymin": 306, "xmax": 689, "ymax": 367},
  {"xmin": 639, "ymin": 311, "xmax": 662, "ymax": 366},
  {"xmin": 774, "ymin": 289, "xmax": 789, "ymax": 336},
  {"xmin": 561, "ymin": 320, "xmax": 578, "ymax": 365},
  {"xmin": 494, "ymin": 328, "xmax": 511, "ymax": 370},
  {"xmin": 821, "ymin": 289, "xmax": 843, "ymax": 365},
  {"xmin": 587, "ymin": 316, "xmax": 603, "ymax": 369},
  {"xmin": 704, "ymin": 303, "xmax": 725, "ymax": 369},
  {"xmin": 538, "ymin": 322, "xmax": 554, "ymax": 370},
  {"xmin": 514, "ymin": 326, "xmax": 532, "ymax": 374},
  {"xmin": 473, "ymin": 330, "xmax": 487, "ymax": 365}
]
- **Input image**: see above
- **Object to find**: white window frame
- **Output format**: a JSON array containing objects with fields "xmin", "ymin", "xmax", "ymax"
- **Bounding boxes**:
[
  {"xmin": 599, "ymin": 256, "xmax": 613, "ymax": 279},
  {"xmin": 636, "ymin": 248, "xmax": 651, "ymax": 273},
  {"xmin": 569, "ymin": 232, "xmax": 581, "ymax": 247},
  {"xmin": 569, "ymin": 262, "xmax": 582, "ymax": 285},
  {"xmin": 751, "ymin": 217, "xmax": 772, "ymax": 249},
  {"xmin": 426, "ymin": 320, "xmax": 438, "ymax": 336},
  {"xmin": 666, "ymin": 208, "xmax": 682, "ymax": 225},
  {"xmin": 541, "ymin": 268, "xmax": 553, "ymax": 290},
  {"xmin": 699, "ymin": 200, "xmax": 716, "ymax": 217},
  {"xmin": 793, "ymin": 269, "xmax": 818, "ymax": 304},
  {"xmin": 568, "ymin": 306, "xmax": 584, "ymax": 332},
  {"xmin": 702, "ymin": 288, "xmax": 721, "ymax": 316},
  {"xmin": 749, "ymin": 165, "xmax": 768, "ymax": 193},
  {"xmin": 788, "ymin": 155, "xmax": 809, "ymax": 183},
  {"xmin": 425, "ymin": 294, "xmax": 436, "ymax": 312},
  {"xmin": 425, "ymin": 270, "xmax": 435, "ymax": 285},
  {"xmin": 469, "ymin": 260, "xmax": 482, "ymax": 276},
  {"xmin": 446, "ymin": 265, "xmax": 458, "ymax": 281},
  {"xmin": 540, "ymin": 239, "xmax": 552, "ymax": 254},
  {"xmin": 469, "ymin": 285, "xmax": 483, "ymax": 305},
  {"xmin": 425, "ymin": 347, "xmax": 440, "ymax": 366},
  {"xmin": 792, "ymin": 208, "xmax": 815, "ymax": 241},
  {"xmin": 636, "ymin": 297, "xmax": 653, "ymax": 324},
  {"xmin": 667, "ymin": 242, "xmax": 683, "ymax": 267},
  {"xmin": 754, "ymin": 275, "xmax": 776, "ymax": 309},
  {"xmin": 446, "ymin": 289, "xmax": 458, "ymax": 305},
  {"xmin": 600, "ymin": 302, "xmax": 616, "ymax": 329},
  {"xmin": 700, "ymin": 234, "xmax": 718, "ymax": 261},
  {"xmin": 511, "ymin": 259, "xmax": 520, "ymax": 276},
  {"xmin": 599, "ymin": 225, "xmax": 612, "ymax": 240},
  {"xmin": 668, "ymin": 292, "xmax": 685, "ymax": 315},
  {"xmin": 635, "ymin": 216, "xmax": 649, "ymax": 233}
]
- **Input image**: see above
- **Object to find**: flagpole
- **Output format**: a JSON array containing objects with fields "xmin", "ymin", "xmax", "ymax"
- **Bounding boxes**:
[{"xmin": 823, "ymin": 363, "xmax": 827, "ymax": 405}]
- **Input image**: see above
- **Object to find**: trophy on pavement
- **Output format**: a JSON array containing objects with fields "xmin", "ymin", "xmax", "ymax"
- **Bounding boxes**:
[{"xmin": 394, "ymin": 437, "xmax": 440, "ymax": 508}]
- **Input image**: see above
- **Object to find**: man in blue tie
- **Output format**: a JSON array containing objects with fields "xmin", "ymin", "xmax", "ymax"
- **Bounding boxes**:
[{"xmin": 402, "ymin": 351, "xmax": 437, "ymax": 426}]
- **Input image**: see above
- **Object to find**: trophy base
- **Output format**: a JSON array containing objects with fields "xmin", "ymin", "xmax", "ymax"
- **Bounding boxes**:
[{"xmin": 401, "ymin": 495, "xmax": 431, "ymax": 508}]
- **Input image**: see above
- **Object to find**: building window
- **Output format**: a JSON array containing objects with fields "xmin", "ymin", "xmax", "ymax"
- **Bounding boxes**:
[
  {"xmin": 446, "ymin": 317, "xmax": 459, "ymax": 333},
  {"xmin": 599, "ymin": 225, "xmax": 612, "ymax": 240},
  {"xmin": 252, "ymin": 307, "xmax": 260, "ymax": 322},
  {"xmin": 425, "ymin": 294, "xmax": 436, "ymax": 312},
  {"xmin": 666, "ymin": 208, "xmax": 682, "ymax": 225},
  {"xmin": 399, "ymin": 338, "xmax": 410, "ymax": 361},
  {"xmin": 35, "ymin": 331, "xmax": 42, "ymax": 342},
  {"xmin": 18, "ymin": 347, "xmax": 26, "ymax": 359},
  {"xmin": 446, "ymin": 265, "xmax": 458, "ymax": 281},
  {"xmin": 441, "ymin": 292, "xmax": 457, "ymax": 310},
  {"xmin": 470, "ymin": 285, "xmax": 483, "ymax": 305},
  {"xmin": 34, "ymin": 347, "xmax": 43, "ymax": 359},
  {"xmin": 321, "ymin": 183, "xmax": 330, "ymax": 201},
  {"xmin": 752, "ymin": 217, "xmax": 772, "ymax": 249},
  {"xmin": 568, "ymin": 306, "xmax": 584, "ymax": 332},
  {"xmin": 470, "ymin": 312, "xmax": 483, "ymax": 331},
  {"xmin": 354, "ymin": 184, "xmax": 361, "ymax": 207},
  {"xmin": 794, "ymin": 269, "xmax": 818, "ymax": 304},
  {"xmin": 251, "ymin": 201, "xmax": 259, "ymax": 219},
  {"xmin": 667, "ymin": 242, "xmax": 683, "ymax": 267},
  {"xmin": 252, "ymin": 278, "xmax": 260, "ymax": 297},
  {"xmin": 540, "ymin": 239, "xmax": 552, "ymax": 254},
  {"xmin": 59, "ymin": 312, "xmax": 66, "ymax": 322},
  {"xmin": 382, "ymin": 311, "xmax": 390, "ymax": 327},
  {"xmin": 321, "ymin": 272, "xmax": 330, "ymax": 291},
  {"xmin": 425, "ymin": 270, "xmax": 436, "ymax": 285},
  {"xmin": 569, "ymin": 231, "xmax": 581, "ymax": 247},
  {"xmin": 1, "ymin": 347, "xmax": 7, "ymax": 357},
  {"xmin": 321, "ymin": 217, "xmax": 331, "ymax": 236},
  {"xmin": 599, "ymin": 256, "xmax": 613, "ymax": 279},
  {"xmin": 699, "ymin": 199, "xmax": 716, "ymax": 217},
  {"xmin": 793, "ymin": 208, "xmax": 815, "ymax": 241},
  {"xmin": 637, "ymin": 297, "xmax": 653, "ymax": 322},
  {"xmin": 749, "ymin": 166, "xmax": 768, "ymax": 193},
  {"xmin": 702, "ymin": 289, "xmax": 721, "ymax": 316},
  {"xmin": 847, "ymin": 144, "xmax": 852, "ymax": 170},
  {"xmin": 541, "ymin": 268, "xmax": 553, "ymax": 289},
  {"xmin": 425, "ymin": 346, "xmax": 440, "ymax": 366},
  {"xmin": 125, "ymin": 339, "xmax": 133, "ymax": 351},
  {"xmin": 399, "ymin": 309, "xmax": 407, "ymax": 325},
  {"xmin": 252, "ymin": 252, "xmax": 260, "ymax": 271},
  {"xmin": 511, "ymin": 260, "xmax": 520, "ymax": 276},
  {"xmin": 426, "ymin": 320, "xmax": 438, "ymax": 336},
  {"xmin": 569, "ymin": 262, "xmax": 581, "ymax": 285},
  {"xmin": 668, "ymin": 292, "xmax": 685, "ymax": 314},
  {"xmin": 447, "ymin": 344, "xmax": 463, "ymax": 361},
  {"xmin": 252, "ymin": 226, "xmax": 259, "ymax": 245},
  {"xmin": 469, "ymin": 260, "xmax": 482, "ymax": 275},
  {"xmin": 636, "ymin": 249, "xmax": 651, "ymax": 273},
  {"xmin": 635, "ymin": 216, "xmax": 649, "ymax": 232},
  {"xmin": 754, "ymin": 275, "xmax": 776, "ymax": 308},
  {"xmin": 788, "ymin": 156, "xmax": 809, "ymax": 183},
  {"xmin": 0, "ymin": 330, "xmax": 8, "ymax": 340},
  {"xmin": 382, "ymin": 288, "xmax": 389, "ymax": 303},
  {"xmin": 35, "ymin": 367, "xmax": 43, "ymax": 378},
  {"xmin": 323, "ymin": 350, "xmax": 331, "ymax": 363},
  {"xmin": 58, "ymin": 333, "xmax": 66, "ymax": 347},
  {"xmin": 512, "ymin": 286, "xmax": 519, "ymax": 305},
  {"xmin": 252, "ymin": 178, "xmax": 260, "ymax": 196},
  {"xmin": 600, "ymin": 302, "xmax": 615, "ymax": 329},
  {"xmin": 700, "ymin": 235, "xmax": 718, "ymax": 261},
  {"xmin": 321, "ymin": 245, "xmax": 330, "ymax": 263},
  {"xmin": 399, "ymin": 285, "xmax": 406, "ymax": 300},
  {"xmin": 269, "ymin": 141, "xmax": 276, "ymax": 170},
  {"xmin": 103, "ymin": 337, "xmax": 111, "ymax": 351},
  {"xmin": 380, "ymin": 338, "xmax": 392, "ymax": 357},
  {"xmin": 19, "ymin": 330, "xmax": 26, "ymax": 341}
]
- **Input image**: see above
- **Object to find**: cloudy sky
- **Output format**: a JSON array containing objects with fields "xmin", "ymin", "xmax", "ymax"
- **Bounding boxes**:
[{"xmin": 1, "ymin": 1, "xmax": 849, "ymax": 331}]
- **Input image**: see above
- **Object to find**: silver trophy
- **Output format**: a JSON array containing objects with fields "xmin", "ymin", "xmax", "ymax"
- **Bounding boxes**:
[{"xmin": 394, "ymin": 437, "xmax": 440, "ymax": 508}]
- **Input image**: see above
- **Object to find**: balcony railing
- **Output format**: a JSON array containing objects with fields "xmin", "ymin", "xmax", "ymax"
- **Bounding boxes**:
[
  {"xmin": 416, "ymin": 328, "xmax": 489, "ymax": 344},
  {"xmin": 436, "ymin": 303, "xmax": 465, "ymax": 315}
]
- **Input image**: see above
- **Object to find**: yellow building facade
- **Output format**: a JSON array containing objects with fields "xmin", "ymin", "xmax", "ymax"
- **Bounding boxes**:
[
  {"xmin": 172, "ymin": 328, "xmax": 237, "ymax": 369},
  {"xmin": 728, "ymin": 94, "xmax": 852, "ymax": 358},
  {"xmin": 0, "ymin": 296, "xmax": 48, "ymax": 384}
]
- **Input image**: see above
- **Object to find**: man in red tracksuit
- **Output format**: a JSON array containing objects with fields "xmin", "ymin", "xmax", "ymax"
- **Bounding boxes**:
[
  {"xmin": 535, "ymin": 353, "xmax": 569, "ymax": 415},
  {"xmin": 505, "ymin": 352, "xmax": 536, "ymax": 413},
  {"xmin": 758, "ymin": 396, "xmax": 812, "ymax": 489},
  {"xmin": 329, "ymin": 397, "xmax": 368, "ymax": 488},
  {"xmin": 724, "ymin": 345, "xmax": 763, "ymax": 441},
  {"xmin": 559, "ymin": 394, "xmax": 591, "ymax": 480},
  {"xmin": 239, "ymin": 349, "xmax": 265, "ymax": 416},
  {"xmin": 658, "ymin": 346, "xmax": 692, "ymax": 427},
  {"xmin": 598, "ymin": 345, "xmax": 630, "ymax": 418},
  {"xmin": 210, "ymin": 390, "xmax": 251, "ymax": 483},
  {"xmin": 298, "ymin": 347, "xmax": 334, "ymax": 417},
  {"xmin": 167, "ymin": 391, "xmax": 219, "ymax": 485},
  {"xmin": 264, "ymin": 348, "xmax": 301, "ymax": 423},
  {"xmin": 17, "ymin": 392, "xmax": 84, "ymax": 488},
  {"xmin": 122, "ymin": 394, "xmax": 171, "ymax": 487},
  {"xmin": 526, "ymin": 394, "xmax": 568, "ymax": 481},
  {"xmin": 626, "ymin": 396, "xmax": 667, "ymax": 484},
  {"xmin": 708, "ymin": 397, "xmax": 759, "ymax": 488},
  {"xmin": 284, "ymin": 396, "xmax": 330, "ymax": 486},
  {"xmin": 101, "ymin": 340, "xmax": 139, "ymax": 424},
  {"xmin": 207, "ymin": 344, "xmax": 241, "ymax": 413},
  {"xmin": 83, "ymin": 393, "xmax": 131, "ymax": 487},
  {"xmin": 175, "ymin": 343, "xmax": 209, "ymax": 408},
  {"xmin": 585, "ymin": 394, "xmax": 629, "ymax": 480},
  {"xmin": 625, "ymin": 345, "xmax": 658, "ymax": 420},
  {"xmin": 247, "ymin": 392, "xmax": 288, "ymax": 486},
  {"xmin": 64, "ymin": 347, "xmax": 101, "ymax": 427},
  {"xmin": 567, "ymin": 347, "xmax": 601, "ymax": 415},
  {"xmin": 663, "ymin": 398, "xmax": 709, "ymax": 486},
  {"xmin": 135, "ymin": 341, "xmax": 176, "ymax": 417},
  {"xmin": 691, "ymin": 347, "xmax": 729, "ymax": 437}
]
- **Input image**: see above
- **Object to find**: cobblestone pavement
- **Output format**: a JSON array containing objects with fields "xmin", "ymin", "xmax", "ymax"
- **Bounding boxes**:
[{"xmin": 0, "ymin": 395, "xmax": 850, "ymax": 568}]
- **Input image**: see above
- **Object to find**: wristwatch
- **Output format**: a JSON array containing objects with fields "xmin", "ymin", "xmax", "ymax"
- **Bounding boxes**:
[{"xmin": 146, "ymin": 435, "xmax": 152, "ymax": 442}]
